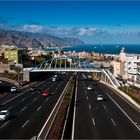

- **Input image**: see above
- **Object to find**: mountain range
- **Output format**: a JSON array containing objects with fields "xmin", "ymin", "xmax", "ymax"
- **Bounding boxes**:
[{"xmin": 0, "ymin": 29, "xmax": 85, "ymax": 49}]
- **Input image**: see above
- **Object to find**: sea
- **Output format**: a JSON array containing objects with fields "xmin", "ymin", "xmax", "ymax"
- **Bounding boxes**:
[{"xmin": 62, "ymin": 44, "xmax": 140, "ymax": 54}]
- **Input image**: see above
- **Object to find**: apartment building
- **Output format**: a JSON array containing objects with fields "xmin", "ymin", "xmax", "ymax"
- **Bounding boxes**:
[
  {"xmin": 125, "ymin": 56, "xmax": 140, "ymax": 81},
  {"xmin": 4, "ymin": 49, "xmax": 27, "ymax": 64}
]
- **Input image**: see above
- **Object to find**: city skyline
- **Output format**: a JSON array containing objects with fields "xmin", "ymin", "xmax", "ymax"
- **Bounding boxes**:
[{"xmin": 1, "ymin": 1, "xmax": 140, "ymax": 44}]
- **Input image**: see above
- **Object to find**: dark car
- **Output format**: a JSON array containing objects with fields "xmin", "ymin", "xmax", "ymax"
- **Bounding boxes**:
[
  {"xmin": 30, "ymin": 87, "xmax": 37, "ymax": 91},
  {"xmin": 30, "ymin": 87, "xmax": 43, "ymax": 93}
]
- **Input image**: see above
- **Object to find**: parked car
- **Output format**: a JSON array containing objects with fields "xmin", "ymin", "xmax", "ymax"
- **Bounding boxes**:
[
  {"xmin": 10, "ymin": 86, "xmax": 17, "ymax": 93},
  {"xmin": 0, "ymin": 110, "xmax": 11, "ymax": 121}
]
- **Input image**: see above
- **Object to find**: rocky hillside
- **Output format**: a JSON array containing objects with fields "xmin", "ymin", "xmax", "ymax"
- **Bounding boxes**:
[{"xmin": 0, "ymin": 29, "xmax": 84, "ymax": 49}]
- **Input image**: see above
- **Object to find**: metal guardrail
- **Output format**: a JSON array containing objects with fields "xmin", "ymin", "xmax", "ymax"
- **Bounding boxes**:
[{"xmin": 61, "ymin": 75, "xmax": 76, "ymax": 139}]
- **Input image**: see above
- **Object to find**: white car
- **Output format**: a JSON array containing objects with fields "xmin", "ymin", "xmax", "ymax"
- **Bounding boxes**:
[
  {"xmin": 0, "ymin": 110, "xmax": 11, "ymax": 121},
  {"xmin": 54, "ymin": 75, "xmax": 57, "ymax": 78},
  {"xmin": 97, "ymin": 95, "xmax": 104, "ymax": 101},
  {"xmin": 87, "ymin": 85, "xmax": 93, "ymax": 90},
  {"xmin": 10, "ymin": 86, "xmax": 17, "ymax": 93},
  {"xmin": 52, "ymin": 77, "xmax": 56, "ymax": 82}
]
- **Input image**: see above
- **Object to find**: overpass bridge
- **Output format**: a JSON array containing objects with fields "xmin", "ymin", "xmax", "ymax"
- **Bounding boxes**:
[{"xmin": 23, "ymin": 56, "xmax": 120, "ymax": 88}]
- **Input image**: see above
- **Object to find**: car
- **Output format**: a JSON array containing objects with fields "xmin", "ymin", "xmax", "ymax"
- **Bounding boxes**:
[
  {"xmin": 10, "ymin": 86, "xmax": 17, "ymax": 93},
  {"xmin": 30, "ymin": 87, "xmax": 37, "ymax": 91},
  {"xmin": 54, "ymin": 75, "xmax": 57, "ymax": 78},
  {"xmin": 30, "ymin": 87, "xmax": 43, "ymax": 93},
  {"xmin": 87, "ymin": 85, "xmax": 93, "ymax": 90},
  {"xmin": 42, "ymin": 90, "xmax": 49, "ymax": 97},
  {"xmin": 97, "ymin": 95, "xmax": 104, "ymax": 101},
  {"xmin": 52, "ymin": 77, "xmax": 56, "ymax": 82},
  {"xmin": 0, "ymin": 110, "xmax": 11, "ymax": 121}
]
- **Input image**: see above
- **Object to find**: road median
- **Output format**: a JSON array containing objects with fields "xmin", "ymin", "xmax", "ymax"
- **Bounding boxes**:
[{"xmin": 37, "ymin": 74, "xmax": 75, "ymax": 139}]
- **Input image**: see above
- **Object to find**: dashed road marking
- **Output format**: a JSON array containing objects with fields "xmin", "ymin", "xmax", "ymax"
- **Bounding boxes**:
[
  {"xmin": 106, "ymin": 92, "xmax": 140, "ymax": 131},
  {"xmin": 0, "ymin": 121, "xmax": 10, "ymax": 128},
  {"xmin": 86, "ymin": 96, "xmax": 88, "ymax": 100},
  {"xmin": 20, "ymin": 98, "xmax": 26, "ymax": 102},
  {"xmin": 37, "ymin": 106, "xmax": 42, "ymax": 112},
  {"xmin": 45, "ymin": 98, "xmax": 48, "ymax": 102},
  {"xmin": 111, "ymin": 118, "xmax": 116, "ymax": 126},
  {"xmin": 7, "ymin": 106, "xmax": 13, "ymax": 110},
  {"xmin": 92, "ymin": 118, "xmax": 95, "ymax": 126},
  {"xmin": 89, "ymin": 105, "xmax": 91, "ymax": 110},
  {"xmin": 33, "ymin": 97, "xmax": 37, "ymax": 102},
  {"xmin": 22, "ymin": 120, "xmax": 29, "ymax": 128},
  {"xmin": 21, "ymin": 106, "xmax": 27, "ymax": 112},
  {"xmin": 103, "ymin": 105, "xmax": 107, "ymax": 110}
]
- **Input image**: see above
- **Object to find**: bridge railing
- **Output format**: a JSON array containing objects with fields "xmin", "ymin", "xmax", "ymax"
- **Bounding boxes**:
[{"xmin": 102, "ymin": 69, "xmax": 120, "ymax": 88}]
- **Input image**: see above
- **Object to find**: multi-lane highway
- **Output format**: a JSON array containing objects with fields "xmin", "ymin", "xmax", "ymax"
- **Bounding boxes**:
[
  {"xmin": 0, "ymin": 73, "xmax": 71, "ymax": 139},
  {"xmin": 73, "ymin": 73, "xmax": 140, "ymax": 139}
]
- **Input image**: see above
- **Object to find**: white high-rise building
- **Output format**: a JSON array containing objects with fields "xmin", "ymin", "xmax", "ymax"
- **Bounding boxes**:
[{"xmin": 125, "ymin": 56, "xmax": 140, "ymax": 81}]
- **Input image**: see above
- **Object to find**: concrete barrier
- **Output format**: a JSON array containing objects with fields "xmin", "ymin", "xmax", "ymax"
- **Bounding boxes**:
[{"xmin": 101, "ymin": 81, "xmax": 140, "ymax": 110}]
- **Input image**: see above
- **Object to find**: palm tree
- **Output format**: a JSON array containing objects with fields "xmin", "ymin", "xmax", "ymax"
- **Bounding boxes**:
[
  {"xmin": 14, "ymin": 66, "xmax": 22, "ymax": 83},
  {"xmin": 3, "ymin": 70, "xmax": 9, "ymax": 78}
]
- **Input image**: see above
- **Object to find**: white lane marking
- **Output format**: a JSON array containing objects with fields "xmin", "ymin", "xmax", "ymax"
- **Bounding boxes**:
[
  {"xmin": 89, "ymin": 104, "xmax": 91, "ymax": 110},
  {"xmin": 37, "ymin": 106, "xmax": 42, "ymax": 112},
  {"xmin": 103, "ymin": 104, "xmax": 107, "ymax": 110},
  {"xmin": 108, "ymin": 89, "xmax": 135, "ymax": 109},
  {"xmin": 0, "ymin": 121, "xmax": 10, "ymax": 128},
  {"xmin": 22, "ymin": 120, "xmax": 29, "ymax": 128},
  {"xmin": 92, "ymin": 118, "xmax": 95, "ymax": 126},
  {"xmin": 20, "ymin": 98, "xmax": 26, "ymax": 102},
  {"xmin": 7, "ymin": 106, "xmax": 13, "ymax": 110},
  {"xmin": 21, "ymin": 106, "xmax": 27, "ymax": 112},
  {"xmin": 1, "ymin": 91, "xmax": 28, "ymax": 105},
  {"xmin": 72, "ymin": 77, "xmax": 78, "ymax": 140},
  {"xmin": 111, "ymin": 118, "xmax": 116, "ymax": 126},
  {"xmin": 45, "ymin": 98, "xmax": 48, "ymax": 102},
  {"xmin": 0, "ymin": 92, "xmax": 7, "ymax": 98},
  {"xmin": 33, "ymin": 97, "xmax": 37, "ymax": 102},
  {"xmin": 95, "ymin": 90, "xmax": 97, "ymax": 95},
  {"xmin": 106, "ymin": 92, "xmax": 140, "ymax": 131},
  {"xmin": 86, "ymin": 96, "xmax": 88, "ymax": 100},
  {"xmin": 0, "ymin": 77, "xmax": 54, "ymax": 106}
]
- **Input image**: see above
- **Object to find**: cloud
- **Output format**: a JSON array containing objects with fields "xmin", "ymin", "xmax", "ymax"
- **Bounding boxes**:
[
  {"xmin": 78, "ymin": 27, "xmax": 105, "ymax": 36},
  {"xmin": 21, "ymin": 24, "xmax": 44, "ymax": 33}
]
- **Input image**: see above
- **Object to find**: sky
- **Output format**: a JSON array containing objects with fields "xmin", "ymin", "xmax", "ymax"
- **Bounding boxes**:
[{"xmin": 0, "ymin": 1, "xmax": 140, "ymax": 44}]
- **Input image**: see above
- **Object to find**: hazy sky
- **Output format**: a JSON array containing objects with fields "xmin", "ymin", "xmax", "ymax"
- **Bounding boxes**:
[{"xmin": 0, "ymin": 1, "xmax": 140, "ymax": 44}]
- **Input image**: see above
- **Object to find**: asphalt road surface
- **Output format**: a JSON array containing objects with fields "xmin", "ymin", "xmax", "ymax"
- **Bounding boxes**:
[
  {"xmin": 73, "ymin": 73, "xmax": 140, "ymax": 139},
  {"xmin": 0, "ymin": 73, "xmax": 71, "ymax": 139}
]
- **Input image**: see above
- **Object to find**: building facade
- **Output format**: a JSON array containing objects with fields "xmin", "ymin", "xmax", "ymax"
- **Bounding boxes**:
[
  {"xmin": 113, "ymin": 60, "xmax": 125, "ymax": 79},
  {"xmin": 125, "ymin": 56, "xmax": 140, "ymax": 81},
  {"xmin": 4, "ymin": 49, "xmax": 27, "ymax": 64}
]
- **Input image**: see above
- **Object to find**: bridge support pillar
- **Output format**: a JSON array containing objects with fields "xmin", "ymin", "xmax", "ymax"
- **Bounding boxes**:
[{"xmin": 23, "ymin": 70, "xmax": 30, "ymax": 82}]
